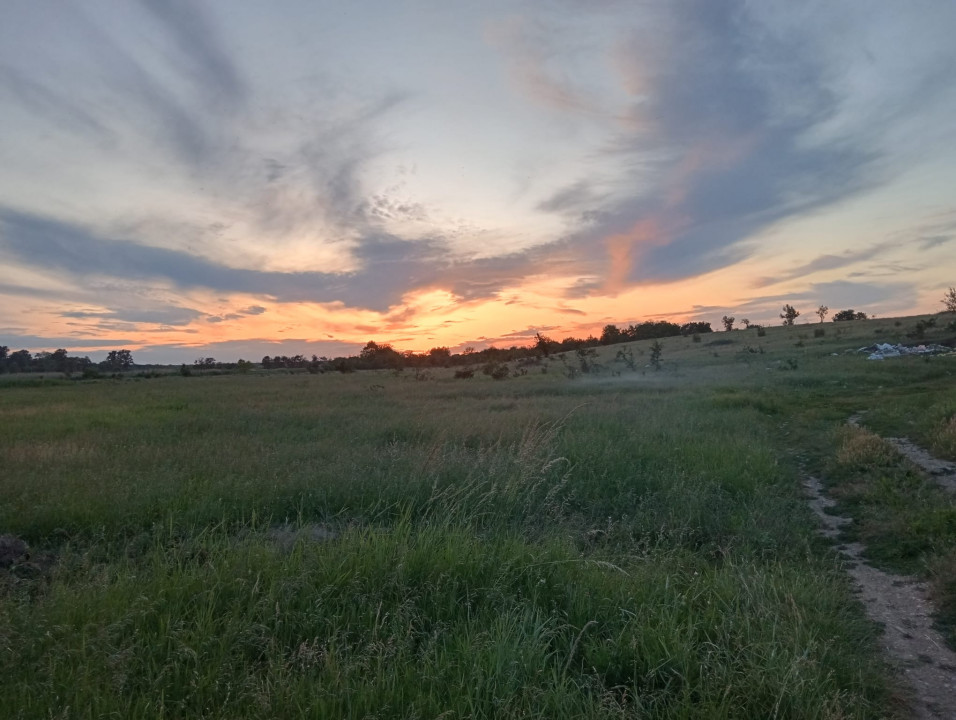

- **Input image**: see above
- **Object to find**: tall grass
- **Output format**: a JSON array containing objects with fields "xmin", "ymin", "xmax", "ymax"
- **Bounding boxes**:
[{"xmin": 0, "ymin": 360, "xmax": 905, "ymax": 717}]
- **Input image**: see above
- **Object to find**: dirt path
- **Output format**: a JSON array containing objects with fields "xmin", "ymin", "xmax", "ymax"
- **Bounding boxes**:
[
  {"xmin": 804, "ymin": 475, "xmax": 956, "ymax": 718},
  {"xmin": 803, "ymin": 419, "xmax": 956, "ymax": 718},
  {"xmin": 848, "ymin": 414, "xmax": 956, "ymax": 491}
]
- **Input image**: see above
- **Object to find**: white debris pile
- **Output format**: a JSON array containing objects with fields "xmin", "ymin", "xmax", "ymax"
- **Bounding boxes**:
[{"xmin": 860, "ymin": 342, "xmax": 953, "ymax": 360}]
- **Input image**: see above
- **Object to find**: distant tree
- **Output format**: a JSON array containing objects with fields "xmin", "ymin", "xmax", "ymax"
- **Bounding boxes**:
[
  {"xmin": 816, "ymin": 305, "xmax": 829, "ymax": 323},
  {"xmin": 261, "ymin": 356, "xmax": 273, "ymax": 369},
  {"xmin": 722, "ymin": 315, "xmax": 735, "ymax": 332},
  {"xmin": 104, "ymin": 349, "xmax": 134, "ymax": 371},
  {"xmin": 534, "ymin": 333, "xmax": 560, "ymax": 357},
  {"xmin": 427, "ymin": 347, "xmax": 451, "ymax": 367},
  {"xmin": 358, "ymin": 341, "xmax": 403, "ymax": 370},
  {"xmin": 49, "ymin": 348, "xmax": 70, "ymax": 373},
  {"xmin": 833, "ymin": 309, "xmax": 867, "ymax": 321},
  {"xmin": 680, "ymin": 321, "xmax": 712, "ymax": 336},
  {"xmin": 780, "ymin": 304, "xmax": 800, "ymax": 326},
  {"xmin": 600, "ymin": 324, "xmax": 623, "ymax": 345},
  {"xmin": 741, "ymin": 318, "xmax": 751, "ymax": 329},
  {"xmin": 8, "ymin": 349, "xmax": 31, "ymax": 372},
  {"xmin": 236, "ymin": 359, "xmax": 253, "ymax": 374},
  {"xmin": 649, "ymin": 341, "xmax": 663, "ymax": 370},
  {"xmin": 943, "ymin": 287, "xmax": 956, "ymax": 313},
  {"xmin": 193, "ymin": 357, "xmax": 217, "ymax": 374}
]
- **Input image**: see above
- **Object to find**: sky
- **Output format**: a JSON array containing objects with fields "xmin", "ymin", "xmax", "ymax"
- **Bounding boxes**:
[{"xmin": 1, "ymin": 1, "xmax": 955, "ymax": 364}]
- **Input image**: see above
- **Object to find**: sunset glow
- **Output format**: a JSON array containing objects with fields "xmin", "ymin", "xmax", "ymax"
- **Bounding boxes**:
[{"xmin": 2, "ymin": 2, "xmax": 955, "ymax": 363}]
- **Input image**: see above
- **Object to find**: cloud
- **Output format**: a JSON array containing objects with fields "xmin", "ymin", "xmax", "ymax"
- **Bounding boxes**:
[
  {"xmin": 205, "ymin": 305, "xmax": 267, "ymax": 323},
  {"xmin": 1, "ymin": 209, "xmax": 454, "ymax": 312},
  {"xmin": 60, "ymin": 306, "xmax": 202, "ymax": 326},
  {"xmin": 721, "ymin": 280, "xmax": 917, "ymax": 319},
  {"xmin": 504, "ymin": 0, "xmax": 951, "ymax": 297},
  {"xmin": 536, "ymin": 180, "xmax": 604, "ymax": 215},
  {"xmin": 487, "ymin": 15, "xmax": 601, "ymax": 115},
  {"xmin": 138, "ymin": 0, "xmax": 245, "ymax": 110},
  {"xmin": 755, "ymin": 241, "xmax": 897, "ymax": 287}
]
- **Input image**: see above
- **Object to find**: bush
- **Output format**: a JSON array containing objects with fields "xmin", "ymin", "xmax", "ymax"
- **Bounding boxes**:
[
  {"xmin": 813, "ymin": 328, "xmax": 825, "ymax": 338},
  {"xmin": 454, "ymin": 368, "xmax": 475, "ymax": 379},
  {"xmin": 482, "ymin": 362, "xmax": 510, "ymax": 380}
]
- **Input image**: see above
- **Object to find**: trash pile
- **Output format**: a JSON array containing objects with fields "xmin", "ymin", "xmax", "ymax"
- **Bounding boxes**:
[{"xmin": 860, "ymin": 343, "xmax": 953, "ymax": 360}]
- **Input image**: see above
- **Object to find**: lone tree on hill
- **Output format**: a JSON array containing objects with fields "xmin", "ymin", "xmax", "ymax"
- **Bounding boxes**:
[
  {"xmin": 780, "ymin": 304, "xmax": 800, "ymax": 326},
  {"xmin": 943, "ymin": 287, "xmax": 956, "ymax": 313},
  {"xmin": 722, "ymin": 315, "xmax": 735, "ymax": 332},
  {"xmin": 816, "ymin": 305, "xmax": 829, "ymax": 323}
]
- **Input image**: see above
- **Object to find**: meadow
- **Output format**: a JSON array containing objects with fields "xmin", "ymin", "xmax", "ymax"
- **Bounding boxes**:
[{"xmin": 1, "ymin": 315, "xmax": 954, "ymax": 718}]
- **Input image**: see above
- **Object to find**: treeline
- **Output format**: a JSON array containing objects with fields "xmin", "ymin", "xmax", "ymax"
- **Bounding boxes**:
[
  {"xmin": 2, "ymin": 318, "xmax": 714, "ymax": 376},
  {"xmin": 264, "ymin": 319, "xmax": 714, "ymax": 373},
  {"xmin": 0, "ymin": 347, "xmax": 136, "ymax": 375}
]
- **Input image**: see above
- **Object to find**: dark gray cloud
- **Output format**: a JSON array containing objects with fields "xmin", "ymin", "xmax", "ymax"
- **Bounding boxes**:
[
  {"xmin": 139, "ymin": 0, "xmax": 244, "ymax": 110},
  {"xmin": 920, "ymin": 236, "xmax": 953, "ymax": 251},
  {"xmin": 755, "ymin": 241, "xmax": 897, "ymax": 287},
  {"xmin": 718, "ymin": 280, "xmax": 917, "ymax": 319},
  {"xmin": 0, "ymin": 209, "xmax": 450, "ymax": 312},
  {"xmin": 536, "ymin": 180, "xmax": 605, "ymax": 215},
  {"xmin": 0, "ymin": 2, "xmax": 246, "ymax": 169},
  {"xmin": 504, "ymin": 0, "xmax": 902, "ymax": 294},
  {"xmin": 205, "ymin": 305, "xmax": 267, "ymax": 323},
  {"xmin": 60, "ymin": 307, "xmax": 202, "ymax": 326},
  {"xmin": 0, "ymin": 335, "xmax": 137, "ymax": 351}
]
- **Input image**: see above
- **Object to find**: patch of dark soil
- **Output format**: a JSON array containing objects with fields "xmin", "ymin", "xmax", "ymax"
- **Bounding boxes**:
[
  {"xmin": 0, "ymin": 534, "xmax": 56, "ymax": 587},
  {"xmin": 0, "ymin": 534, "xmax": 29, "ymax": 568}
]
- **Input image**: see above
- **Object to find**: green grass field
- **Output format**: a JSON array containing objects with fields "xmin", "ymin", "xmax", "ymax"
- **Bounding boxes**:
[{"xmin": 2, "ymin": 315, "xmax": 954, "ymax": 718}]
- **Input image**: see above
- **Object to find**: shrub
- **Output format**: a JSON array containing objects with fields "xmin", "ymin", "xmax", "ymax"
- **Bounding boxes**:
[
  {"xmin": 454, "ymin": 368, "xmax": 475, "ymax": 379},
  {"xmin": 813, "ymin": 328, "xmax": 825, "ymax": 338},
  {"xmin": 482, "ymin": 362, "xmax": 510, "ymax": 380}
]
